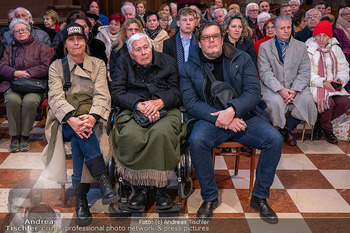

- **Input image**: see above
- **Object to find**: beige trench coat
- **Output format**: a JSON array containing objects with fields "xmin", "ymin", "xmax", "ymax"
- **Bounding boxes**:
[{"xmin": 41, "ymin": 54, "xmax": 111, "ymax": 184}]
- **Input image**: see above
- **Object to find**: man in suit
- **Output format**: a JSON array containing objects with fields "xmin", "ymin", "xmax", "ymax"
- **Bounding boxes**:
[
  {"xmin": 163, "ymin": 7, "xmax": 197, "ymax": 71},
  {"xmin": 258, "ymin": 15, "xmax": 317, "ymax": 146}
]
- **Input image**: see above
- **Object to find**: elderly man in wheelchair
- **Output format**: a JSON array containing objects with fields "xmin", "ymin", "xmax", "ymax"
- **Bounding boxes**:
[{"xmin": 110, "ymin": 33, "xmax": 186, "ymax": 212}]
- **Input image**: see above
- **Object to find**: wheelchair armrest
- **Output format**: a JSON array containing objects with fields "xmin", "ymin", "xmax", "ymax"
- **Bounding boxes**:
[{"xmin": 107, "ymin": 105, "xmax": 121, "ymax": 135}]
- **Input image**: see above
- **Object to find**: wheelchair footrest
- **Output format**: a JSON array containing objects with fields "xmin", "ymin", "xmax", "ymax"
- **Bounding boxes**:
[
  {"xmin": 118, "ymin": 202, "xmax": 145, "ymax": 213},
  {"xmin": 156, "ymin": 202, "xmax": 182, "ymax": 213}
]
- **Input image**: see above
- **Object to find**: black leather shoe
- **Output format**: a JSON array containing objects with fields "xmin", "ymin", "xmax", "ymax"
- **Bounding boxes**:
[
  {"xmin": 128, "ymin": 187, "xmax": 149, "ymax": 210},
  {"xmin": 75, "ymin": 195, "xmax": 92, "ymax": 226},
  {"xmin": 323, "ymin": 129, "xmax": 338, "ymax": 144},
  {"xmin": 155, "ymin": 188, "xmax": 173, "ymax": 210},
  {"xmin": 196, "ymin": 198, "xmax": 219, "ymax": 221},
  {"xmin": 250, "ymin": 195, "xmax": 278, "ymax": 224},
  {"xmin": 284, "ymin": 127, "xmax": 297, "ymax": 146},
  {"xmin": 96, "ymin": 173, "xmax": 117, "ymax": 205}
]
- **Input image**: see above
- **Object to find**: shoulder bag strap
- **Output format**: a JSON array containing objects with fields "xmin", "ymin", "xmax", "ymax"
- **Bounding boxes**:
[
  {"xmin": 11, "ymin": 46, "xmax": 16, "ymax": 68},
  {"xmin": 61, "ymin": 57, "xmax": 71, "ymax": 91},
  {"xmin": 203, "ymin": 63, "xmax": 217, "ymax": 84}
]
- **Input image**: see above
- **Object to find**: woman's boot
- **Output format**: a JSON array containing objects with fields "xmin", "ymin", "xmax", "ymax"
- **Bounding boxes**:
[
  {"xmin": 85, "ymin": 155, "xmax": 117, "ymax": 205},
  {"xmin": 72, "ymin": 179, "xmax": 92, "ymax": 226}
]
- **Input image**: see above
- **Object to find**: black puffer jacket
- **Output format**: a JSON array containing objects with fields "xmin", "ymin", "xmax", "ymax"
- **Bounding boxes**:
[
  {"xmin": 109, "ymin": 43, "xmax": 127, "ymax": 78},
  {"xmin": 111, "ymin": 49, "xmax": 181, "ymax": 110}
]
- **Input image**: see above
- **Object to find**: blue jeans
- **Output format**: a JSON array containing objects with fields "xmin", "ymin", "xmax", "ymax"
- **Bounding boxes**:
[
  {"xmin": 189, "ymin": 116, "xmax": 283, "ymax": 201},
  {"xmin": 62, "ymin": 124, "xmax": 102, "ymax": 181}
]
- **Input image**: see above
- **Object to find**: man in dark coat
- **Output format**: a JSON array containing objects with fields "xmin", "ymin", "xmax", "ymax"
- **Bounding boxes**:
[
  {"xmin": 163, "ymin": 7, "xmax": 197, "ymax": 71},
  {"xmin": 180, "ymin": 22, "xmax": 283, "ymax": 224},
  {"xmin": 295, "ymin": 8, "xmax": 321, "ymax": 42}
]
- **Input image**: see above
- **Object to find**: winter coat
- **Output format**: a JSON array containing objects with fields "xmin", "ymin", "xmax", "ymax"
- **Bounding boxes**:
[
  {"xmin": 109, "ymin": 43, "xmax": 127, "ymax": 79},
  {"xmin": 96, "ymin": 26, "xmax": 119, "ymax": 58},
  {"xmin": 305, "ymin": 37, "xmax": 350, "ymax": 102},
  {"xmin": 0, "ymin": 36, "xmax": 51, "ymax": 91},
  {"xmin": 258, "ymin": 36, "xmax": 317, "ymax": 128},
  {"xmin": 148, "ymin": 29, "xmax": 169, "ymax": 52},
  {"xmin": 180, "ymin": 43, "xmax": 266, "ymax": 124},
  {"xmin": 2, "ymin": 25, "xmax": 51, "ymax": 47},
  {"xmin": 41, "ymin": 54, "xmax": 111, "ymax": 184},
  {"xmin": 294, "ymin": 26, "xmax": 313, "ymax": 43},
  {"xmin": 110, "ymin": 49, "xmax": 181, "ymax": 110}
]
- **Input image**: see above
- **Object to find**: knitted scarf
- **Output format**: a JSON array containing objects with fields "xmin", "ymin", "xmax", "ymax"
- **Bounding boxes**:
[
  {"xmin": 336, "ymin": 16, "xmax": 350, "ymax": 41},
  {"xmin": 175, "ymin": 32, "xmax": 197, "ymax": 70},
  {"xmin": 145, "ymin": 26, "xmax": 162, "ymax": 40},
  {"xmin": 317, "ymin": 46, "xmax": 338, "ymax": 113}
]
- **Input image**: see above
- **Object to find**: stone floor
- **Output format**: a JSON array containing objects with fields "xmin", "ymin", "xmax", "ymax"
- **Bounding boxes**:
[{"xmin": 0, "ymin": 108, "xmax": 349, "ymax": 233}]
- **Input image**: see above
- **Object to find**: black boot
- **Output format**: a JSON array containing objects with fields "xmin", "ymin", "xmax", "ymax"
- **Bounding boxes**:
[
  {"xmin": 72, "ymin": 179, "xmax": 92, "ymax": 226},
  {"xmin": 128, "ymin": 186, "xmax": 149, "ymax": 210},
  {"xmin": 85, "ymin": 156, "xmax": 117, "ymax": 205},
  {"xmin": 154, "ymin": 186, "xmax": 173, "ymax": 210}
]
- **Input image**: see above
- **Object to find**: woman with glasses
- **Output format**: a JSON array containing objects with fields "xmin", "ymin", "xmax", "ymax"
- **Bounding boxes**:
[
  {"xmin": 144, "ymin": 10, "xmax": 169, "ymax": 52},
  {"xmin": 0, "ymin": 19, "xmax": 51, "ymax": 153},
  {"xmin": 254, "ymin": 18, "xmax": 276, "ymax": 60},
  {"xmin": 223, "ymin": 11, "xmax": 257, "ymax": 70},
  {"xmin": 336, "ymin": 7, "xmax": 350, "ymax": 42}
]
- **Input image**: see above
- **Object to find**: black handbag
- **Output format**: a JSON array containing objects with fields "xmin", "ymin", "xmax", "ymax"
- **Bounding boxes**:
[
  {"xmin": 10, "ymin": 46, "xmax": 47, "ymax": 94},
  {"xmin": 204, "ymin": 63, "xmax": 239, "ymax": 110},
  {"xmin": 132, "ymin": 109, "xmax": 167, "ymax": 128}
]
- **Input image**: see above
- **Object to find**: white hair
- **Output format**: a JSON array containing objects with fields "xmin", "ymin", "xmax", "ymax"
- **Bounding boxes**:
[
  {"xmin": 121, "ymin": 5, "xmax": 136, "ymax": 15},
  {"xmin": 213, "ymin": 8, "xmax": 227, "ymax": 18},
  {"xmin": 127, "ymin": 33, "xmax": 152, "ymax": 53},
  {"xmin": 339, "ymin": 7, "xmax": 350, "ymax": 16},
  {"xmin": 13, "ymin": 7, "xmax": 33, "ymax": 24},
  {"xmin": 245, "ymin": 3, "xmax": 259, "ymax": 16},
  {"xmin": 288, "ymin": 0, "xmax": 300, "ymax": 6},
  {"xmin": 305, "ymin": 8, "xmax": 321, "ymax": 18},
  {"xmin": 9, "ymin": 18, "xmax": 31, "ymax": 33},
  {"xmin": 169, "ymin": 3, "xmax": 177, "ymax": 10},
  {"xmin": 257, "ymin": 12, "xmax": 271, "ymax": 23}
]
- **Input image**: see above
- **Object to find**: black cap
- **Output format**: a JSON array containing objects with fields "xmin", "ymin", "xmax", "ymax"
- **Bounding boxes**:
[{"xmin": 62, "ymin": 23, "xmax": 86, "ymax": 42}]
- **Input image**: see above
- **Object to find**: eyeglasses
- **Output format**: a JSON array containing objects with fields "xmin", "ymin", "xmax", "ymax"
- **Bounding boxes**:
[
  {"xmin": 200, "ymin": 33, "xmax": 221, "ymax": 41},
  {"xmin": 264, "ymin": 26, "xmax": 275, "ymax": 30},
  {"xmin": 307, "ymin": 14, "xmax": 320, "ymax": 19},
  {"xmin": 342, "ymin": 13, "xmax": 350, "ymax": 16},
  {"xmin": 13, "ymin": 28, "xmax": 28, "ymax": 34}
]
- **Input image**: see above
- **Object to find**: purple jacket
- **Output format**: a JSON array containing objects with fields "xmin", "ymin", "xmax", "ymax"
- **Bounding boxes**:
[
  {"xmin": 333, "ymin": 24, "xmax": 350, "ymax": 56},
  {"xmin": 0, "ymin": 36, "xmax": 51, "ymax": 92}
]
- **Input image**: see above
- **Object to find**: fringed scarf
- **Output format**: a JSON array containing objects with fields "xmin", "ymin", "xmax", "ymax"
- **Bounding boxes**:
[
  {"xmin": 317, "ymin": 47, "xmax": 338, "ymax": 113},
  {"xmin": 145, "ymin": 26, "xmax": 162, "ymax": 40}
]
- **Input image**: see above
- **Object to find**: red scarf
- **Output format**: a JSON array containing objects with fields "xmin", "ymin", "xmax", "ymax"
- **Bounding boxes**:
[{"xmin": 316, "ymin": 46, "xmax": 338, "ymax": 113}]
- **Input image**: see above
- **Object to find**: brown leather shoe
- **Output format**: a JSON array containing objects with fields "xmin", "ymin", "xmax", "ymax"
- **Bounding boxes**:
[{"xmin": 285, "ymin": 128, "xmax": 297, "ymax": 146}]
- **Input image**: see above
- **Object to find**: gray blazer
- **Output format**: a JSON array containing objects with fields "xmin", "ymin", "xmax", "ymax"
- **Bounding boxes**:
[{"xmin": 258, "ymin": 36, "xmax": 317, "ymax": 128}]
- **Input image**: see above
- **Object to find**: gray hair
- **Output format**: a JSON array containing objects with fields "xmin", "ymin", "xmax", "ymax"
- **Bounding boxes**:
[
  {"xmin": 169, "ymin": 3, "xmax": 177, "ymax": 10},
  {"xmin": 9, "ymin": 18, "xmax": 31, "ymax": 33},
  {"xmin": 289, "ymin": 0, "xmax": 300, "ymax": 6},
  {"xmin": 257, "ymin": 12, "xmax": 271, "ymax": 23},
  {"xmin": 13, "ymin": 7, "xmax": 33, "ymax": 24},
  {"xmin": 274, "ymin": 14, "xmax": 292, "ymax": 28},
  {"xmin": 127, "ymin": 33, "xmax": 152, "ymax": 53},
  {"xmin": 213, "ymin": 8, "xmax": 227, "ymax": 18},
  {"xmin": 339, "ymin": 7, "xmax": 350, "ymax": 16},
  {"xmin": 121, "ymin": 5, "xmax": 136, "ymax": 15},
  {"xmin": 305, "ymin": 8, "xmax": 321, "ymax": 18},
  {"xmin": 245, "ymin": 3, "xmax": 259, "ymax": 16}
]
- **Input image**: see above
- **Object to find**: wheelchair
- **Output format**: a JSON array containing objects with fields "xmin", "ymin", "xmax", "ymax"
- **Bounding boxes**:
[{"xmin": 106, "ymin": 107, "xmax": 194, "ymax": 213}]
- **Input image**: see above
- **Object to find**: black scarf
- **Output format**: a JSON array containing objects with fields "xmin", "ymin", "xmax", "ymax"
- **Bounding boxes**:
[{"xmin": 145, "ymin": 26, "xmax": 162, "ymax": 40}]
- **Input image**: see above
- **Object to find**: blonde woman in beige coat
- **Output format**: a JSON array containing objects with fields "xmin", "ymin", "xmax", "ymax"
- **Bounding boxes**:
[{"xmin": 41, "ymin": 23, "xmax": 116, "ymax": 227}]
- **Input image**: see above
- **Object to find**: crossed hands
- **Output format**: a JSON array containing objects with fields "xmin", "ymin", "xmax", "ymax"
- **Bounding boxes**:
[
  {"xmin": 279, "ymin": 88, "xmax": 296, "ymax": 104},
  {"xmin": 137, "ymin": 99, "xmax": 165, "ymax": 123},
  {"xmin": 13, "ymin": 70, "xmax": 31, "ymax": 80},
  {"xmin": 67, "ymin": 114, "xmax": 96, "ymax": 139},
  {"xmin": 210, "ymin": 107, "xmax": 247, "ymax": 132}
]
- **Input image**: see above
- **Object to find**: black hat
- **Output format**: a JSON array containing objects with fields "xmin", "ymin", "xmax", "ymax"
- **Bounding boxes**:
[{"xmin": 62, "ymin": 23, "xmax": 86, "ymax": 41}]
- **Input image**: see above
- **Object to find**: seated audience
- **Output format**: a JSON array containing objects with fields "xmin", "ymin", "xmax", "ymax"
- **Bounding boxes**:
[
  {"xmin": 41, "ymin": 10, "xmax": 60, "ymax": 44},
  {"xmin": 280, "ymin": 4, "xmax": 293, "ymax": 18},
  {"xmin": 313, "ymin": 1, "xmax": 326, "ymax": 16},
  {"xmin": 180, "ymin": 22, "xmax": 283, "ymax": 224},
  {"xmin": 144, "ymin": 11, "xmax": 169, "ymax": 52},
  {"xmin": 203, "ymin": 2, "xmax": 216, "ymax": 23},
  {"xmin": 223, "ymin": 12, "xmax": 257, "ymax": 69},
  {"xmin": 2, "ymin": 7, "xmax": 51, "ymax": 47},
  {"xmin": 252, "ymin": 12, "xmax": 271, "ymax": 42},
  {"xmin": 135, "ymin": 0, "xmax": 147, "ymax": 25},
  {"xmin": 254, "ymin": 18, "xmax": 276, "ymax": 59},
  {"xmin": 325, "ymin": 4, "xmax": 332, "ymax": 15},
  {"xmin": 245, "ymin": 3, "xmax": 259, "ymax": 30},
  {"xmin": 170, "ymin": 2, "xmax": 178, "ymax": 19},
  {"xmin": 229, "ymin": 4, "xmax": 240, "ymax": 13},
  {"xmin": 109, "ymin": 18, "xmax": 144, "ymax": 78},
  {"xmin": 295, "ymin": 8, "xmax": 321, "ymax": 42},
  {"xmin": 305, "ymin": 20, "xmax": 350, "ymax": 144},
  {"xmin": 43, "ymin": 23, "xmax": 116, "ymax": 226},
  {"xmin": 213, "ymin": 8, "xmax": 227, "ymax": 26},
  {"xmin": 158, "ymin": 11, "xmax": 175, "ymax": 38},
  {"xmin": 86, "ymin": 11, "xmax": 101, "ymax": 38},
  {"xmin": 110, "ymin": 33, "xmax": 183, "ymax": 212},
  {"xmin": 293, "ymin": 10, "xmax": 307, "ymax": 32},
  {"xmin": 0, "ymin": 19, "xmax": 51, "ymax": 153},
  {"xmin": 336, "ymin": 7, "xmax": 350, "ymax": 42},
  {"xmin": 259, "ymin": 15, "xmax": 317, "ymax": 146},
  {"xmin": 159, "ymin": 3, "xmax": 177, "ymax": 31},
  {"xmin": 289, "ymin": 0, "xmax": 301, "ymax": 16},
  {"xmin": 0, "ymin": 9, "xmax": 14, "ymax": 39},
  {"xmin": 88, "ymin": 0, "xmax": 108, "ymax": 26},
  {"xmin": 96, "ymin": 13, "xmax": 125, "ymax": 60}
]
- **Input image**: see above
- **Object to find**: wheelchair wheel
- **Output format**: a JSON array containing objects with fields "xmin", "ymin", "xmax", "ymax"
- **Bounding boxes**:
[
  {"xmin": 115, "ymin": 179, "xmax": 135, "ymax": 203},
  {"xmin": 180, "ymin": 176, "xmax": 193, "ymax": 199},
  {"xmin": 107, "ymin": 158, "xmax": 116, "ymax": 184}
]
